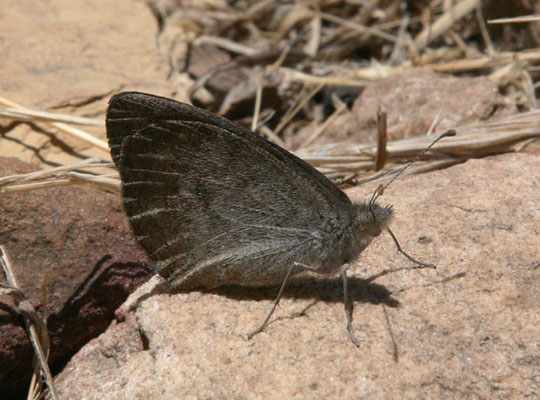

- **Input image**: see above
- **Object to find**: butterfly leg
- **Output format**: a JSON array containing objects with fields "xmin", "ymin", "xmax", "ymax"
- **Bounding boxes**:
[
  {"xmin": 387, "ymin": 228, "xmax": 436, "ymax": 269},
  {"xmin": 247, "ymin": 261, "xmax": 317, "ymax": 339},
  {"xmin": 341, "ymin": 264, "xmax": 360, "ymax": 346}
]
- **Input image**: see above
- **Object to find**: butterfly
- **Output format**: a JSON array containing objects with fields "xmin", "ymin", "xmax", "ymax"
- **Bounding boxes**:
[{"xmin": 106, "ymin": 92, "xmax": 444, "ymax": 344}]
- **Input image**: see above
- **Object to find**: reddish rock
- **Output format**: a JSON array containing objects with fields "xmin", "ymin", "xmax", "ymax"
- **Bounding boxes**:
[{"xmin": 0, "ymin": 157, "xmax": 150, "ymax": 399}]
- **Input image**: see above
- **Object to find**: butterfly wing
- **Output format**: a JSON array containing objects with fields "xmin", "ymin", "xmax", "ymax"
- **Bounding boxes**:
[{"xmin": 106, "ymin": 92, "xmax": 355, "ymax": 288}]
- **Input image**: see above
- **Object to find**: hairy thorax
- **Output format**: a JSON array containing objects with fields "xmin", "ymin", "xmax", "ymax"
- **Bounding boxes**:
[{"xmin": 314, "ymin": 202, "xmax": 393, "ymax": 276}]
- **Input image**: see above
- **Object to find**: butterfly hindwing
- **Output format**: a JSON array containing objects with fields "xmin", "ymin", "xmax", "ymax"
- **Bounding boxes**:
[{"xmin": 106, "ymin": 92, "xmax": 356, "ymax": 288}]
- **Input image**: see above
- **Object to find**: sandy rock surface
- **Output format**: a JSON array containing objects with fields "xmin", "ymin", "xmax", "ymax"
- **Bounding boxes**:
[
  {"xmin": 0, "ymin": 0, "xmax": 169, "ymax": 167},
  {"xmin": 52, "ymin": 153, "xmax": 540, "ymax": 399}
]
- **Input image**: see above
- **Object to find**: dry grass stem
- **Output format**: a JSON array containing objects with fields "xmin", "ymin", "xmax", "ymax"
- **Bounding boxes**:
[
  {"xmin": 276, "ymin": 49, "xmax": 540, "ymax": 91},
  {"xmin": 0, "ymin": 94, "xmax": 109, "ymax": 151},
  {"xmin": 303, "ymin": 12, "xmax": 321, "ymax": 57},
  {"xmin": 251, "ymin": 85, "xmax": 263, "ymax": 132},
  {"xmin": 0, "ymin": 108, "xmax": 104, "ymax": 127},
  {"xmin": 414, "ymin": 0, "xmax": 481, "ymax": 50},
  {"xmin": 475, "ymin": 5, "xmax": 495, "ymax": 55},
  {"xmin": 428, "ymin": 48, "xmax": 540, "ymax": 73},
  {"xmin": 194, "ymin": 35, "xmax": 259, "ymax": 56},
  {"xmin": 279, "ymin": 67, "xmax": 369, "ymax": 87},
  {"xmin": 298, "ymin": 109, "xmax": 540, "ymax": 179},
  {"xmin": 488, "ymin": 15, "xmax": 540, "ymax": 24},
  {"xmin": 259, "ymin": 125, "xmax": 287, "ymax": 148},
  {"xmin": 0, "ymin": 246, "xmax": 59, "ymax": 400},
  {"xmin": 0, "ymin": 157, "xmax": 111, "ymax": 185},
  {"xmin": 274, "ymin": 83, "xmax": 324, "ymax": 136},
  {"xmin": 1, "ymin": 173, "xmax": 120, "ymax": 193},
  {"xmin": 0, "ymin": 158, "xmax": 119, "ymax": 193},
  {"xmin": 4, "ymin": 107, "xmax": 539, "ymax": 195},
  {"xmin": 302, "ymin": 99, "xmax": 347, "ymax": 149},
  {"xmin": 319, "ymin": 11, "xmax": 397, "ymax": 42}
]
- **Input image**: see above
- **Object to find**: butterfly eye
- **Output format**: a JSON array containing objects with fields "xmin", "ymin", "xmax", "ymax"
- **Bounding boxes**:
[{"xmin": 322, "ymin": 219, "xmax": 337, "ymax": 234}]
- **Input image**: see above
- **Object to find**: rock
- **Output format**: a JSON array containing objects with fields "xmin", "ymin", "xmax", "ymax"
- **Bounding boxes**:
[
  {"xmin": 51, "ymin": 152, "xmax": 540, "ymax": 399},
  {"xmin": 294, "ymin": 68, "xmax": 515, "ymax": 149},
  {"xmin": 0, "ymin": 0, "xmax": 170, "ymax": 167},
  {"xmin": 0, "ymin": 157, "xmax": 150, "ymax": 399}
]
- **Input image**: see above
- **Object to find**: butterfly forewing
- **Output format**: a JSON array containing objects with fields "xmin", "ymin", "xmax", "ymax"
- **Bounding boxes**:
[{"xmin": 106, "ymin": 92, "xmax": 355, "ymax": 288}]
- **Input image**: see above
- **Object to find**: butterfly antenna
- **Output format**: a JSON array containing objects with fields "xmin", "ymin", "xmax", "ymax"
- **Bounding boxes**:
[
  {"xmin": 369, "ymin": 184, "xmax": 384, "ymax": 208},
  {"xmin": 381, "ymin": 129, "xmax": 456, "ymax": 192}
]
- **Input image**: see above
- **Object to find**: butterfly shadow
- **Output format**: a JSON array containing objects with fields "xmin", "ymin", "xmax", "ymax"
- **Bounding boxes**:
[
  {"xmin": 131, "ymin": 271, "xmax": 402, "ymax": 324},
  {"xmin": 127, "ymin": 272, "xmax": 402, "ymax": 340},
  {"xmin": 203, "ymin": 275, "xmax": 400, "ymax": 309}
]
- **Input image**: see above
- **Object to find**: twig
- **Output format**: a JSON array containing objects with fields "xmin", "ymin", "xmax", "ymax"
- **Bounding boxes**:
[{"xmin": 375, "ymin": 109, "xmax": 387, "ymax": 171}]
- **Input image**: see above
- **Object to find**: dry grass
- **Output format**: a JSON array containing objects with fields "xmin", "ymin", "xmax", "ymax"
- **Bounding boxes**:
[
  {"xmin": 0, "ymin": 107, "xmax": 538, "ymax": 193},
  {"xmin": 300, "ymin": 108, "xmax": 540, "ymax": 181},
  {"xmin": 0, "ymin": 246, "xmax": 59, "ymax": 400},
  {"xmin": 0, "ymin": 2, "xmax": 539, "ymax": 190},
  {"xmin": 0, "ymin": 95, "xmax": 108, "ymax": 151}
]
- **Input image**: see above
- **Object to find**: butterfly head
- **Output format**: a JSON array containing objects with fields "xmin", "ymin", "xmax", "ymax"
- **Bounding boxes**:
[
  {"xmin": 351, "ymin": 183, "xmax": 392, "ymax": 237},
  {"xmin": 353, "ymin": 201, "xmax": 393, "ymax": 239}
]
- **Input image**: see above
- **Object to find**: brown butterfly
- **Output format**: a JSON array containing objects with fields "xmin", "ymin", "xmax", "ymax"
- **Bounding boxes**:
[{"xmin": 106, "ymin": 92, "xmax": 450, "ymax": 344}]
